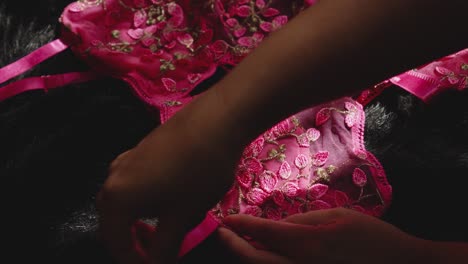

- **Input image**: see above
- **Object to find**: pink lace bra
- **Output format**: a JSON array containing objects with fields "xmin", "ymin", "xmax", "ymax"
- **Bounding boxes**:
[{"xmin": 1, "ymin": 0, "xmax": 467, "ymax": 258}]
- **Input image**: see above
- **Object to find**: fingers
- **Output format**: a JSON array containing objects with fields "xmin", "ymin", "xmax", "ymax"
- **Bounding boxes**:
[
  {"xmin": 218, "ymin": 227, "xmax": 290, "ymax": 264},
  {"xmin": 223, "ymin": 214, "xmax": 315, "ymax": 254},
  {"xmin": 98, "ymin": 211, "xmax": 146, "ymax": 264},
  {"xmin": 96, "ymin": 183, "xmax": 149, "ymax": 264},
  {"xmin": 109, "ymin": 149, "xmax": 133, "ymax": 172},
  {"xmin": 148, "ymin": 216, "xmax": 187, "ymax": 264},
  {"xmin": 282, "ymin": 208, "xmax": 347, "ymax": 225}
]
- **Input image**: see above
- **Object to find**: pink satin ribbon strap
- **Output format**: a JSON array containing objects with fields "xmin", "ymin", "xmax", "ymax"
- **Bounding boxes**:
[
  {"xmin": 0, "ymin": 39, "xmax": 69, "ymax": 85},
  {"xmin": 178, "ymin": 214, "xmax": 220, "ymax": 258},
  {"xmin": 0, "ymin": 72, "xmax": 99, "ymax": 101},
  {"xmin": 389, "ymin": 72, "xmax": 439, "ymax": 103}
]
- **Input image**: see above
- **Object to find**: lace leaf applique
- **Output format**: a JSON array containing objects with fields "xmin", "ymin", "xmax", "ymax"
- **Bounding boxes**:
[
  {"xmin": 306, "ymin": 128, "xmax": 320, "ymax": 142},
  {"xmin": 316, "ymin": 108, "xmax": 331, "ymax": 126},
  {"xmin": 134, "ymin": 9, "xmax": 147, "ymax": 28},
  {"xmin": 177, "ymin": 33, "xmax": 194, "ymax": 48},
  {"xmin": 278, "ymin": 161, "xmax": 292, "ymax": 179},
  {"xmin": 311, "ymin": 151, "xmax": 329, "ymax": 167},
  {"xmin": 295, "ymin": 154, "xmax": 309, "ymax": 169},
  {"xmin": 128, "ymin": 28, "xmax": 144, "ymax": 39},
  {"xmin": 271, "ymin": 190, "xmax": 285, "ymax": 206},
  {"xmin": 237, "ymin": 5, "xmax": 251, "ymax": 17},
  {"xmin": 234, "ymin": 27, "xmax": 247, "ymax": 38},
  {"xmin": 258, "ymin": 171, "xmax": 278, "ymax": 193},
  {"xmin": 308, "ymin": 183, "xmax": 329, "ymax": 200},
  {"xmin": 243, "ymin": 158, "xmax": 264, "ymax": 174},
  {"xmin": 262, "ymin": 8, "xmax": 280, "ymax": 17},
  {"xmin": 335, "ymin": 190, "xmax": 349, "ymax": 207},
  {"xmin": 296, "ymin": 134, "xmax": 310, "ymax": 147},
  {"xmin": 352, "ymin": 168, "xmax": 367, "ymax": 187},
  {"xmin": 162, "ymin": 77, "xmax": 177, "ymax": 92},
  {"xmin": 236, "ymin": 169, "xmax": 253, "ymax": 188},
  {"xmin": 282, "ymin": 182, "xmax": 300, "ymax": 197},
  {"xmin": 238, "ymin": 33, "xmax": 264, "ymax": 48},
  {"xmin": 246, "ymin": 188, "xmax": 269, "ymax": 205},
  {"xmin": 255, "ymin": 0, "xmax": 266, "ymax": 9}
]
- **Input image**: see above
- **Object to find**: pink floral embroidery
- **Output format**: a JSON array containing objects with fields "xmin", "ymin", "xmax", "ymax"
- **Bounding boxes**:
[
  {"xmin": 282, "ymin": 182, "xmax": 300, "ymax": 197},
  {"xmin": 306, "ymin": 128, "xmax": 320, "ymax": 142},
  {"xmin": 316, "ymin": 108, "xmax": 331, "ymax": 126},
  {"xmin": 308, "ymin": 200, "xmax": 332, "ymax": 210},
  {"xmin": 167, "ymin": 2, "xmax": 184, "ymax": 27},
  {"xmin": 334, "ymin": 191, "xmax": 349, "ymax": 207},
  {"xmin": 278, "ymin": 161, "xmax": 292, "ymax": 179},
  {"xmin": 352, "ymin": 168, "xmax": 367, "ymax": 187},
  {"xmin": 261, "ymin": 8, "xmax": 280, "ymax": 17},
  {"xmin": 226, "ymin": 18, "xmax": 239, "ymax": 28},
  {"xmin": 264, "ymin": 207, "xmax": 282, "ymax": 220},
  {"xmin": 296, "ymin": 134, "xmax": 310, "ymax": 147},
  {"xmin": 236, "ymin": 5, "xmax": 251, "ymax": 17},
  {"xmin": 345, "ymin": 102, "xmax": 357, "ymax": 112},
  {"xmin": 233, "ymin": 27, "xmax": 247, "ymax": 38},
  {"xmin": 258, "ymin": 171, "xmax": 278, "ymax": 193},
  {"xmin": 244, "ymin": 206, "xmax": 263, "ymax": 217},
  {"xmin": 243, "ymin": 137, "xmax": 265, "ymax": 157},
  {"xmin": 69, "ymin": 2, "xmax": 84, "ymax": 12},
  {"xmin": 238, "ymin": 33, "xmax": 264, "ymax": 48},
  {"xmin": 345, "ymin": 102, "xmax": 358, "ymax": 128},
  {"xmin": 308, "ymin": 184, "xmax": 329, "ymax": 200},
  {"xmin": 435, "ymin": 66, "xmax": 464, "ymax": 86},
  {"xmin": 236, "ymin": 169, "xmax": 253, "ymax": 188},
  {"xmin": 273, "ymin": 119, "xmax": 293, "ymax": 137},
  {"xmin": 311, "ymin": 151, "xmax": 329, "ymax": 167},
  {"xmin": 345, "ymin": 112, "xmax": 357, "ymax": 128},
  {"xmin": 164, "ymin": 41, "xmax": 176, "ymax": 49},
  {"xmin": 210, "ymin": 40, "xmax": 229, "ymax": 60},
  {"xmin": 246, "ymin": 188, "xmax": 269, "ymax": 205},
  {"xmin": 187, "ymin": 73, "xmax": 202, "ymax": 84},
  {"xmin": 162, "ymin": 78, "xmax": 177, "ymax": 92},
  {"xmin": 271, "ymin": 190, "xmax": 285, "ymax": 206},
  {"xmin": 294, "ymin": 154, "xmax": 309, "ymax": 169},
  {"xmin": 243, "ymin": 158, "xmax": 263, "ymax": 174},
  {"xmin": 134, "ymin": 10, "xmax": 147, "ymax": 28},
  {"xmin": 128, "ymin": 28, "xmax": 144, "ymax": 39},
  {"xmin": 255, "ymin": 0, "xmax": 266, "ymax": 9},
  {"xmin": 259, "ymin": 15, "xmax": 288, "ymax": 32},
  {"xmin": 177, "ymin": 33, "xmax": 194, "ymax": 48}
]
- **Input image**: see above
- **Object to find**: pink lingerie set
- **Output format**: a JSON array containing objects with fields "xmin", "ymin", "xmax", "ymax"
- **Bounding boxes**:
[{"xmin": 0, "ymin": 0, "xmax": 466, "ymax": 257}]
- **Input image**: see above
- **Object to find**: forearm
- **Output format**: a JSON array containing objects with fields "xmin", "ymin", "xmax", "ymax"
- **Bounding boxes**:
[
  {"xmin": 205, "ymin": 0, "xmax": 468, "ymax": 146},
  {"xmin": 167, "ymin": 0, "xmax": 467, "ymax": 179}
]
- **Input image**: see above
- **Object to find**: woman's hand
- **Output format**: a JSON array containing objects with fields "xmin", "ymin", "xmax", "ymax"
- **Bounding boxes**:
[
  {"xmin": 96, "ymin": 90, "xmax": 246, "ymax": 264},
  {"xmin": 218, "ymin": 208, "xmax": 429, "ymax": 264}
]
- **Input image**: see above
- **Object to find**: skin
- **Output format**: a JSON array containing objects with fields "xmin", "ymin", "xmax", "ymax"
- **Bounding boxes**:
[
  {"xmin": 96, "ymin": 0, "xmax": 468, "ymax": 263},
  {"xmin": 219, "ymin": 208, "xmax": 468, "ymax": 264}
]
